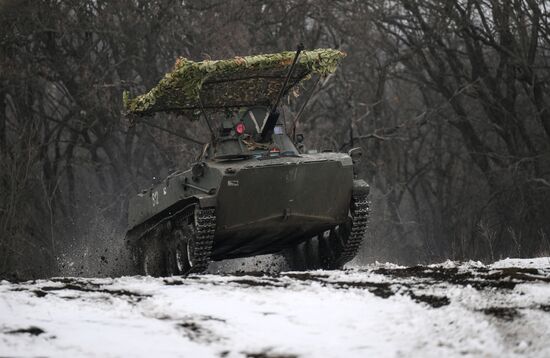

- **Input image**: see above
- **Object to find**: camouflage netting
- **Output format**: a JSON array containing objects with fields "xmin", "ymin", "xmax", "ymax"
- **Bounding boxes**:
[{"xmin": 123, "ymin": 48, "xmax": 345, "ymax": 117}]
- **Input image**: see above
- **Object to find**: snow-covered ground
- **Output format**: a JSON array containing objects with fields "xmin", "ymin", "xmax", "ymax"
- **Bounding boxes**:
[{"xmin": 1, "ymin": 258, "xmax": 550, "ymax": 357}]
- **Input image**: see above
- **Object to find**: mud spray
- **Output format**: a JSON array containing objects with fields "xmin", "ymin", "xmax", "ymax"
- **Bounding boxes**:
[
  {"xmin": 56, "ymin": 213, "xmax": 134, "ymax": 278},
  {"xmin": 56, "ymin": 211, "xmax": 288, "ymax": 278}
]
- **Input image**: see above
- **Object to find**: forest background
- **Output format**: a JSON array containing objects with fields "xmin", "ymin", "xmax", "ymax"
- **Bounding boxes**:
[{"xmin": 1, "ymin": 0, "xmax": 549, "ymax": 278}]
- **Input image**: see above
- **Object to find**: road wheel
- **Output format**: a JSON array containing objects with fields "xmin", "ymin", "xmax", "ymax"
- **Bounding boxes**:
[
  {"xmin": 166, "ymin": 225, "xmax": 195, "ymax": 275},
  {"xmin": 283, "ymin": 206, "xmax": 359, "ymax": 271},
  {"xmin": 141, "ymin": 235, "xmax": 165, "ymax": 277},
  {"xmin": 284, "ymin": 192, "xmax": 368, "ymax": 271},
  {"xmin": 284, "ymin": 228, "xmax": 347, "ymax": 271},
  {"xmin": 283, "ymin": 239, "xmax": 308, "ymax": 271}
]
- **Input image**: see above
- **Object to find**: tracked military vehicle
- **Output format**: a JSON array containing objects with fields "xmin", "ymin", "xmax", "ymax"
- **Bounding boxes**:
[{"xmin": 124, "ymin": 45, "xmax": 370, "ymax": 276}]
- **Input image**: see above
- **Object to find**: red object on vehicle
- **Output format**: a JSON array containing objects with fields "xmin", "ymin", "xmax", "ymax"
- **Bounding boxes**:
[
  {"xmin": 235, "ymin": 122, "xmax": 245, "ymax": 135},
  {"xmin": 270, "ymin": 147, "xmax": 280, "ymax": 153}
]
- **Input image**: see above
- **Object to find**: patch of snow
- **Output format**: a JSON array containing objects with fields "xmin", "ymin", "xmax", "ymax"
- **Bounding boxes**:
[
  {"xmin": 491, "ymin": 257, "xmax": 550, "ymax": 269},
  {"xmin": 1, "ymin": 259, "xmax": 550, "ymax": 357}
]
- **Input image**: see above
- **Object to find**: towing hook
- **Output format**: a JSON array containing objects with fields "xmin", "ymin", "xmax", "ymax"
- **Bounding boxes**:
[
  {"xmin": 191, "ymin": 161, "xmax": 207, "ymax": 181},
  {"xmin": 348, "ymin": 147, "xmax": 363, "ymax": 164}
]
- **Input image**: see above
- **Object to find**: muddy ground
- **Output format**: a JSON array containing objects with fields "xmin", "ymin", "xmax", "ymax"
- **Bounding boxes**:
[{"xmin": 2, "ymin": 259, "xmax": 550, "ymax": 357}]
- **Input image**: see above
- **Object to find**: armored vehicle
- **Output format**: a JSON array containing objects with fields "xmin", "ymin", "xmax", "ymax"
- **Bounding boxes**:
[{"xmin": 124, "ymin": 46, "xmax": 370, "ymax": 276}]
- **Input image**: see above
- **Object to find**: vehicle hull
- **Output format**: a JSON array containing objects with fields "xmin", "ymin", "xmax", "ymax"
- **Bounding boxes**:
[
  {"xmin": 127, "ymin": 153, "xmax": 354, "ymax": 260},
  {"xmin": 213, "ymin": 158, "xmax": 352, "ymax": 259}
]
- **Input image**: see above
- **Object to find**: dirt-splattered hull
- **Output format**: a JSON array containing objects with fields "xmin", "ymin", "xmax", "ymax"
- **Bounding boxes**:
[{"xmin": 1, "ymin": 258, "xmax": 550, "ymax": 357}]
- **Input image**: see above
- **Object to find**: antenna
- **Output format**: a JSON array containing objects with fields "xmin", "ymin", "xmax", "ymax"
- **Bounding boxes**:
[
  {"xmin": 260, "ymin": 43, "xmax": 305, "ymax": 142},
  {"xmin": 291, "ymin": 76, "xmax": 321, "ymax": 141},
  {"xmin": 273, "ymin": 43, "xmax": 304, "ymax": 111},
  {"xmin": 198, "ymin": 96, "xmax": 215, "ymax": 139}
]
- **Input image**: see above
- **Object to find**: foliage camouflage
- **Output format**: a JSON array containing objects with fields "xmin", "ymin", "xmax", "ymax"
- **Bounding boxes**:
[{"xmin": 124, "ymin": 48, "xmax": 345, "ymax": 116}]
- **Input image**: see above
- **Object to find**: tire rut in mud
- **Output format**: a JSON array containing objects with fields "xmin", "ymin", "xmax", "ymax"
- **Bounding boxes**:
[{"xmin": 10, "ymin": 277, "xmax": 150, "ymax": 303}]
